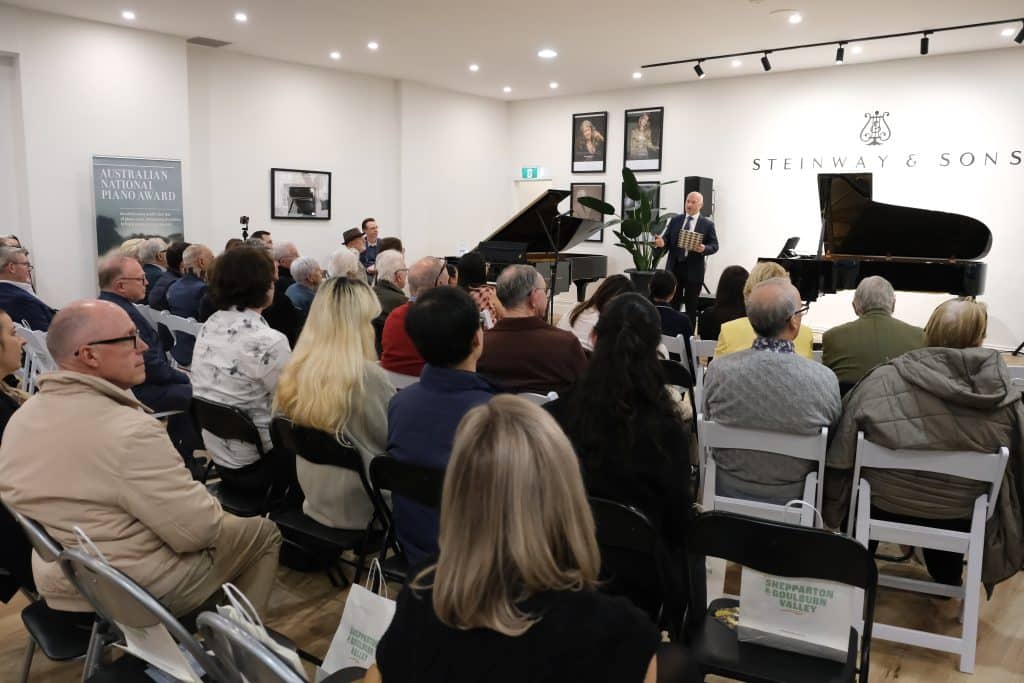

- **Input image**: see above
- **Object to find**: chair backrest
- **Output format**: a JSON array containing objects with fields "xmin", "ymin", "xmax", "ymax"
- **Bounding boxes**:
[
  {"xmin": 191, "ymin": 397, "xmax": 266, "ymax": 456},
  {"xmin": 3, "ymin": 502, "xmax": 63, "ymax": 563},
  {"xmin": 369, "ymin": 456, "xmax": 445, "ymax": 511},
  {"xmin": 812, "ymin": 349, "xmax": 823, "ymax": 363},
  {"xmin": 158, "ymin": 310, "xmax": 202, "ymax": 336},
  {"xmin": 197, "ymin": 612, "xmax": 305, "ymax": 683},
  {"xmin": 519, "ymin": 391, "xmax": 558, "ymax": 405},
  {"xmin": 1006, "ymin": 365, "xmax": 1024, "ymax": 381},
  {"xmin": 659, "ymin": 358, "xmax": 693, "ymax": 389},
  {"xmin": 58, "ymin": 548, "xmax": 223, "ymax": 681},
  {"xmin": 690, "ymin": 336, "xmax": 716, "ymax": 362},
  {"xmin": 850, "ymin": 432, "xmax": 1009, "ymax": 525},
  {"xmin": 661, "ymin": 334, "xmax": 685, "ymax": 357},
  {"xmin": 383, "ymin": 368, "xmax": 418, "ymax": 389},
  {"xmin": 14, "ymin": 324, "xmax": 55, "ymax": 394},
  {"xmin": 271, "ymin": 416, "xmax": 369, "ymax": 484},
  {"xmin": 133, "ymin": 304, "xmax": 160, "ymax": 332}
]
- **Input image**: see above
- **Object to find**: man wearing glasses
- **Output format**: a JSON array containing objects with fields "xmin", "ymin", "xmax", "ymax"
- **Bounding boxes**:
[
  {"xmin": 703, "ymin": 277, "xmax": 840, "ymax": 505},
  {"xmin": 0, "ymin": 299, "xmax": 282, "ymax": 617},
  {"xmin": 380, "ymin": 256, "xmax": 449, "ymax": 377},
  {"xmin": 0, "ymin": 246, "xmax": 55, "ymax": 331}
]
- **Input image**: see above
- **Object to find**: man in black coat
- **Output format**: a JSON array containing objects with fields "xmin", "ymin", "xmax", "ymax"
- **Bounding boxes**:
[{"xmin": 656, "ymin": 191, "xmax": 719, "ymax": 321}]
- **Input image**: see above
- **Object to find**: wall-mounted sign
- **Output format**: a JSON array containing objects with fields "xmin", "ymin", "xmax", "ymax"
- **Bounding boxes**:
[{"xmin": 92, "ymin": 155, "xmax": 183, "ymax": 255}]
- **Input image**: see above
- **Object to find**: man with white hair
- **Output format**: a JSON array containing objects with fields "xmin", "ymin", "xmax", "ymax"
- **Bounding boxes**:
[
  {"xmin": 0, "ymin": 246, "xmax": 55, "ymax": 330},
  {"xmin": 137, "ymin": 237, "xmax": 168, "ymax": 298},
  {"xmin": 285, "ymin": 256, "xmax": 322, "ymax": 325},
  {"xmin": 372, "ymin": 250, "xmax": 409, "ymax": 352},
  {"xmin": 167, "ymin": 243, "xmax": 214, "ymax": 366},
  {"xmin": 704, "ymin": 277, "xmax": 840, "ymax": 504},
  {"xmin": 273, "ymin": 242, "xmax": 300, "ymax": 292},
  {"xmin": 822, "ymin": 275, "xmax": 923, "ymax": 392},
  {"xmin": 654, "ymin": 190, "xmax": 719, "ymax": 321},
  {"xmin": 380, "ymin": 256, "xmax": 448, "ymax": 376}
]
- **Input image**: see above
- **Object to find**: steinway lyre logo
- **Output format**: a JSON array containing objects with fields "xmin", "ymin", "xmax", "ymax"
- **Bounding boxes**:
[{"xmin": 860, "ymin": 110, "xmax": 892, "ymax": 146}]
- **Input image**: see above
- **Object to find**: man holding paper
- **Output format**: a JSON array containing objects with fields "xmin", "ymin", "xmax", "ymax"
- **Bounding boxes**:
[{"xmin": 655, "ymin": 191, "xmax": 719, "ymax": 322}]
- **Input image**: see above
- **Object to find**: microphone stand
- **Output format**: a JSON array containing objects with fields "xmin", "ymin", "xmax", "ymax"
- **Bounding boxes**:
[{"xmin": 534, "ymin": 208, "xmax": 571, "ymax": 325}]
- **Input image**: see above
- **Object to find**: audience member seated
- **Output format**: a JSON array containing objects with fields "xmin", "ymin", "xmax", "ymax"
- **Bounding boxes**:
[
  {"xmin": 822, "ymin": 275, "xmax": 924, "ymax": 392},
  {"xmin": 137, "ymin": 237, "xmax": 168, "ymax": 299},
  {"xmin": 649, "ymin": 270, "xmax": 693, "ymax": 341},
  {"xmin": 824, "ymin": 298, "xmax": 1024, "ymax": 589},
  {"xmin": 704, "ymin": 278, "xmax": 840, "ymax": 503},
  {"xmin": 273, "ymin": 242, "xmax": 300, "ymax": 292},
  {"xmin": 285, "ymin": 256, "xmax": 323, "ymax": 327},
  {"xmin": 387, "ymin": 286, "xmax": 499, "ymax": 564},
  {"xmin": 696, "ymin": 264, "xmax": 748, "ymax": 341},
  {"xmin": 377, "ymin": 236, "xmax": 403, "ymax": 255},
  {"xmin": 0, "ymin": 247, "xmax": 55, "ymax": 331},
  {"xmin": 0, "ymin": 310, "xmax": 26, "ymax": 433},
  {"xmin": 478, "ymin": 264, "xmax": 586, "ymax": 394},
  {"xmin": 0, "ymin": 308, "xmax": 31, "ymax": 600},
  {"xmin": 327, "ymin": 246, "xmax": 366, "ymax": 282},
  {"xmin": 0, "ymin": 234, "xmax": 21, "ymax": 248},
  {"xmin": 546, "ymin": 293, "xmax": 692, "ymax": 630},
  {"xmin": 342, "ymin": 228, "xmax": 370, "ymax": 281},
  {"xmin": 251, "ymin": 230, "xmax": 272, "ymax": 246},
  {"xmin": 274, "ymin": 277, "xmax": 395, "ymax": 530},
  {"xmin": 244, "ymin": 238, "xmax": 299, "ymax": 347},
  {"xmin": 715, "ymin": 262, "xmax": 814, "ymax": 358},
  {"xmin": 192, "ymin": 247, "xmax": 292, "ymax": 493},
  {"xmin": 372, "ymin": 250, "xmax": 408, "ymax": 351},
  {"xmin": 380, "ymin": 256, "xmax": 449, "ymax": 377},
  {"xmin": 0, "ymin": 300, "xmax": 282, "ymax": 616},
  {"xmin": 167, "ymin": 243, "xmax": 214, "ymax": 366},
  {"xmin": 117, "ymin": 238, "xmax": 144, "ymax": 259},
  {"xmin": 360, "ymin": 217, "xmax": 381, "ymax": 274},
  {"xmin": 148, "ymin": 240, "xmax": 189, "ymax": 310},
  {"xmin": 456, "ymin": 251, "xmax": 503, "ymax": 329},
  {"xmin": 224, "ymin": 237, "xmax": 244, "ymax": 252},
  {"xmin": 557, "ymin": 274, "xmax": 634, "ymax": 352},
  {"xmin": 375, "ymin": 395, "xmax": 692, "ymax": 683}
]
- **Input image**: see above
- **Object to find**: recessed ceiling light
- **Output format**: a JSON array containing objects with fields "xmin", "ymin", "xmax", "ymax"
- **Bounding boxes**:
[
  {"xmin": 121, "ymin": 9, "xmax": 135, "ymax": 20},
  {"xmin": 851, "ymin": 45, "xmax": 863, "ymax": 54},
  {"xmin": 234, "ymin": 11, "xmax": 247, "ymax": 23},
  {"xmin": 1002, "ymin": 27, "xmax": 1016, "ymax": 37},
  {"xmin": 632, "ymin": 71, "xmax": 642, "ymax": 80},
  {"xmin": 538, "ymin": 48, "xmax": 558, "ymax": 59},
  {"xmin": 503, "ymin": 86, "xmax": 512, "ymax": 93},
  {"xmin": 367, "ymin": 41, "xmax": 379, "ymax": 50},
  {"xmin": 788, "ymin": 11, "xmax": 803, "ymax": 24},
  {"xmin": 731, "ymin": 59, "xmax": 742, "ymax": 68},
  {"xmin": 329, "ymin": 51, "xmax": 341, "ymax": 60},
  {"xmin": 469, "ymin": 63, "xmax": 480, "ymax": 72},
  {"xmin": 549, "ymin": 81, "xmax": 559, "ymax": 89}
]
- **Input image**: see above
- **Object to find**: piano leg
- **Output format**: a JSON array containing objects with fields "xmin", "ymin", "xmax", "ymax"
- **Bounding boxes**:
[{"xmin": 573, "ymin": 279, "xmax": 597, "ymax": 303}]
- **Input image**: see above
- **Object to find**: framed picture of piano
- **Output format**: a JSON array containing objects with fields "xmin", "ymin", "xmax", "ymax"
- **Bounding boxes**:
[
  {"xmin": 623, "ymin": 107, "xmax": 664, "ymax": 172},
  {"xmin": 622, "ymin": 182, "xmax": 661, "ymax": 223},
  {"xmin": 571, "ymin": 182, "xmax": 606, "ymax": 243},
  {"xmin": 270, "ymin": 168, "xmax": 332, "ymax": 220},
  {"xmin": 571, "ymin": 111, "xmax": 608, "ymax": 173}
]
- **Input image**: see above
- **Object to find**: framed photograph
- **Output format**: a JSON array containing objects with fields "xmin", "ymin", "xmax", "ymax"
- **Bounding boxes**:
[
  {"xmin": 271, "ymin": 168, "xmax": 332, "ymax": 220},
  {"xmin": 571, "ymin": 111, "xmax": 608, "ymax": 173},
  {"xmin": 571, "ymin": 182, "xmax": 606, "ymax": 243},
  {"xmin": 622, "ymin": 182, "xmax": 661, "ymax": 223},
  {"xmin": 623, "ymin": 107, "xmax": 664, "ymax": 172}
]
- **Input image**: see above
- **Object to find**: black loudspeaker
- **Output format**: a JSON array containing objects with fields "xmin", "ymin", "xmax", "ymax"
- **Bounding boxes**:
[{"xmin": 684, "ymin": 176, "xmax": 714, "ymax": 218}]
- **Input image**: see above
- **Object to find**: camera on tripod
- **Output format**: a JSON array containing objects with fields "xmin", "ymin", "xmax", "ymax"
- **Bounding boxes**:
[{"xmin": 239, "ymin": 215, "xmax": 250, "ymax": 240}]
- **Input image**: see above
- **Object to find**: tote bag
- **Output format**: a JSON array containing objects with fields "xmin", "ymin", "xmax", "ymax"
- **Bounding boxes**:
[{"xmin": 320, "ymin": 560, "xmax": 396, "ymax": 676}]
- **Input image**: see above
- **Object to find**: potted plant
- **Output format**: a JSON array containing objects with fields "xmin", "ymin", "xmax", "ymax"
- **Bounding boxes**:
[{"xmin": 578, "ymin": 167, "xmax": 677, "ymax": 296}]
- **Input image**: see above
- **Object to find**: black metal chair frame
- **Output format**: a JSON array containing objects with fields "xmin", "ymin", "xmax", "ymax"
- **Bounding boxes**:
[{"xmin": 685, "ymin": 511, "xmax": 878, "ymax": 682}]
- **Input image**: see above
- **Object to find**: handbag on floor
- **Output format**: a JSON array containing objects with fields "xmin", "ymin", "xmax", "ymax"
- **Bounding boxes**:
[
  {"xmin": 217, "ymin": 582, "xmax": 306, "ymax": 677},
  {"xmin": 320, "ymin": 559, "xmax": 396, "ymax": 676}
]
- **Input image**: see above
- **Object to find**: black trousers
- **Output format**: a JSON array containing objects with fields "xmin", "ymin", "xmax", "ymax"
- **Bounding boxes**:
[
  {"xmin": 867, "ymin": 507, "xmax": 971, "ymax": 586},
  {"xmin": 670, "ymin": 263, "xmax": 702, "ymax": 324}
]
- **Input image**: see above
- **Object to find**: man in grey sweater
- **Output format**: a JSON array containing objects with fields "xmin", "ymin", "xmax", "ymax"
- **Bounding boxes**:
[{"xmin": 704, "ymin": 277, "xmax": 841, "ymax": 503}]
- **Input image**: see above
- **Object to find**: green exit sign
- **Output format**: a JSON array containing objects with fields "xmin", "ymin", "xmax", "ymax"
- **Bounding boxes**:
[{"xmin": 520, "ymin": 166, "xmax": 540, "ymax": 179}]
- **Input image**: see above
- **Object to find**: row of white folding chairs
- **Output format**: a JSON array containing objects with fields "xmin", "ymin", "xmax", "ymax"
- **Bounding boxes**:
[
  {"xmin": 134, "ymin": 304, "xmax": 201, "ymax": 338},
  {"xmin": 14, "ymin": 323, "xmax": 55, "ymax": 394}
]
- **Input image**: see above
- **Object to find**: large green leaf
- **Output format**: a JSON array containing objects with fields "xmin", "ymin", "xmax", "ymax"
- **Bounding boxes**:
[
  {"xmin": 622, "ymin": 167, "xmax": 642, "ymax": 201},
  {"xmin": 637, "ymin": 194, "xmax": 652, "ymax": 229},
  {"xmin": 653, "ymin": 211, "xmax": 678, "ymax": 229},
  {"xmin": 620, "ymin": 218, "xmax": 644, "ymax": 239},
  {"xmin": 577, "ymin": 196, "xmax": 616, "ymax": 216}
]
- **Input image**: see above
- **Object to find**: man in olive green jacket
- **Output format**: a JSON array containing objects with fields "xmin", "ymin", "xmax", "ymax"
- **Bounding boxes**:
[{"xmin": 822, "ymin": 276, "xmax": 923, "ymax": 390}]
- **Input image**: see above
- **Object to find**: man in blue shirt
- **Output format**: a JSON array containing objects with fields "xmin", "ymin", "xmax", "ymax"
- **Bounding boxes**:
[{"xmin": 386, "ymin": 286, "xmax": 498, "ymax": 563}]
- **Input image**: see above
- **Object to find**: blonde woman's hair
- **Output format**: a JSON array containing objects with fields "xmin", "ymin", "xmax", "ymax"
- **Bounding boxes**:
[
  {"xmin": 743, "ymin": 261, "xmax": 788, "ymax": 301},
  {"xmin": 924, "ymin": 297, "xmax": 987, "ymax": 349},
  {"xmin": 273, "ymin": 277, "xmax": 381, "ymax": 438},
  {"xmin": 414, "ymin": 395, "xmax": 601, "ymax": 636}
]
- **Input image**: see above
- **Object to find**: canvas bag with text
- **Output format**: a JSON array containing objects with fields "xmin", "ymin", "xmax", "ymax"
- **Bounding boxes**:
[{"xmin": 319, "ymin": 560, "xmax": 396, "ymax": 677}]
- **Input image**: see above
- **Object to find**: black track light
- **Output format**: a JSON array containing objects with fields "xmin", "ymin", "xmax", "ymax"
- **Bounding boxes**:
[
  {"xmin": 835, "ymin": 43, "xmax": 845, "ymax": 64},
  {"xmin": 1015, "ymin": 21, "xmax": 1024, "ymax": 44},
  {"xmin": 761, "ymin": 52, "xmax": 772, "ymax": 71},
  {"xmin": 694, "ymin": 60, "xmax": 705, "ymax": 79},
  {"xmin": 920, "ymin": 32, "xmax": 930, "ymax": 55}
]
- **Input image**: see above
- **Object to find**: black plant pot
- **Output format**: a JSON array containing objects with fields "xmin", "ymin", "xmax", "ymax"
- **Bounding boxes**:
[{"xmin": 625, "ymin": 268, "xmax": 656, "ymax": 297}]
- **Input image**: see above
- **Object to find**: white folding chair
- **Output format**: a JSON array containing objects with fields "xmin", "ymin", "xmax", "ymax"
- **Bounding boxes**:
[
  {"xmin": 848, "ymin": 433, "xmax": 1009, "ymax": 673},
  {"xmin": 520, "ymin": 391, "xmax": 558, "ymax": 405},
  {"xmin": 690, "ymin": 336, "xmax": 716, "ymax": 416},
  {"xmin": 384, "ymin": 368, "xmax": 419, "ymax": 389},
  {"xmin": 14, "ymin": 324, "xmax": 55, "ymax": 394},
  {"xmin": 661, "ymin": 334, "xmax": 685, "ymax": 358},
  {"xmin": 1006, "ymin": 364, "xmax": 1024, "ymax": 385},
  {"xmin": 133, "ymin": 303, "xmax": 160, "ymax": 332},
  {"xmin": 812, "ymin": 349, "xmax": 823, "ymax": 363},
  {"xmin": 697, "ymin": 414, "xmax": 828, "ymax": 528},
  {"xmin": 158, "ymin": 311, "xmax": 201, "ymax": 368}
]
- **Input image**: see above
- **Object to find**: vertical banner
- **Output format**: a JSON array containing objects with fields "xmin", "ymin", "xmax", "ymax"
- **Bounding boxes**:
[{"xmin": 92, "ymin": 156, "xmax": 183, "ymax": 255}]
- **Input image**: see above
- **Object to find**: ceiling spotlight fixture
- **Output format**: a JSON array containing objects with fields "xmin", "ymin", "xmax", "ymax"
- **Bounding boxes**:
[
  {"xmin": 835, "ymin": 42, "xmax": 845, "ymax": 64},
  {"xmin": 920, "ymin": 32, "xmax": 930, "ymax": 55},
  {"xmin": 549, "ymin": 81, "xmax": 559, "ymax": 89},
  {"xmin": 469, "ymin": 63, "xmax": 480, "ymax": 72},
  {"xmin": 1015, "ymin": 21, "xmax": 1024, "ymax": 44},
  {"xmin": 329, "ymin": 51, "xmax": 341, "ymax": 60},
  {"xmin": 788, "ymin": 11, "xmax": 803, "ymax": 25},
  {"xmin": 234, "ymin": 11, "xmax": 247, "ymax": 23},
  {"xmin": 1001, "ymin": 27, "xmax": 1015, "ymax": 37},
  {"xmin": 731, "ymin": 59, "xmax": 742, "ymax": 68},
  {"xmin": 121, "ymin": 9, "xmax": 136, "ymax": 20},
  {"xmin": 538, "ymin": 48, "xmax": 558, "ymax": 59},
  {"xmin": 851, "ymin": 45, "xmax": 863, "ymax": 54},
  {"xmin": 694, "ymin": 60, "xmax": 705, "ymax": 79},
  {"xmin": 503, "ymin": 86, "xmax": 512, "ymax": 93},
  {"xmin": 632, "ymin": 71, "xmax": 642, "ymax": 80},
  {"xmin": 761, "ymin": 52, "xmax": 772, "ymax": 71},
  {"xmin": 367, "ymin": 41, "xmax": 379, "ymax": 50}
]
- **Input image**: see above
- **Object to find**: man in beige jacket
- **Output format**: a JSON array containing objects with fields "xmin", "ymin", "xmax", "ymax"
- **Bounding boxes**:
[{"xmin": 0, "ymin": 300, "xmax": 281, "ymax": 615}]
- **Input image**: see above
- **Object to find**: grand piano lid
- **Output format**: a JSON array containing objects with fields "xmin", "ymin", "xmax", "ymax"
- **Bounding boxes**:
[
  {"xmin": 480, "ymin": 189, "xmax": 604, "ymax": 253},
  {"xmin": 818, "ymin": 173, "xmax": 992, "ymax": 260}
]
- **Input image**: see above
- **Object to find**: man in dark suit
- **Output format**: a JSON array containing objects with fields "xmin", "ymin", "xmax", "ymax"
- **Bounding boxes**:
[
  {"xmin": 0, "ymin": 247, "xmax": 56, "ymax": 330},
  {"xmin": 655, "ymin": 191, "xmax": 719, "ymax": 322}
]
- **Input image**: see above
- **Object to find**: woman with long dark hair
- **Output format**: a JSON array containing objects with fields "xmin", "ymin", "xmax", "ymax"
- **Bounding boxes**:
[
  {"xmin": 556, "ymin": 274, "xmax": 634, "ymax": 351},
  {"xmin": 697, "ymin": 264, "xmax": 748, "ymax": 341}
]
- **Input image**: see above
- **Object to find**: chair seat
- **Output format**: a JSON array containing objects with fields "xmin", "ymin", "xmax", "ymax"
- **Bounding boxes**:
[
  {"xmin": 20, "ymin": 601, "xmax": 94, "ymax": 660},
  {"xmin": 270, "ymin": 507, "xmax": 369, "ymax": 550},
  {"xmin": 691, "ymin": 598, "xmax": 857, "ymax": 683},
  {"xmin": 206, "ymin": 481, "xmax": 265, "ymax": 518}
]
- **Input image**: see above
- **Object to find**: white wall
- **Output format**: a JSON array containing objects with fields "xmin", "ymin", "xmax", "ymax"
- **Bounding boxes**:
[
  {"xmin": 509, "ymin": 49, "xmax": 1024, "ymax": 349},
  {"xmin": 0, "ymin": 56, "xmax": 25, "ymax": 241}
]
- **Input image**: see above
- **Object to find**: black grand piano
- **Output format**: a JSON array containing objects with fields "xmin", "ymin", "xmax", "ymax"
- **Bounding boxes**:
[
  {"xmin": 475, "ymin": 189, "xmax": 608, "ymax": 302},
  {"xmin": 760, "ymin": 173, "xmax": 990, "ymax": 302}
]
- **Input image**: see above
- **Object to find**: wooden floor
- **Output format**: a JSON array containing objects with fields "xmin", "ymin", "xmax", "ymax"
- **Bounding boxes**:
[{"xmin": 1, "ymin": 556, "xmax": 1022, "ymax": 682}]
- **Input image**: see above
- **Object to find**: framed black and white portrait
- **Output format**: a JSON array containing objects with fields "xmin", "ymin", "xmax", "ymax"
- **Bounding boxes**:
[
  {"xmin": 271, "ymin": 168, "xmax": 332, "ymax": 220},
  {"xmin": 571, "ymin": 111, "xmax": 608, "ymax": 173},
  {"xmin": 622, "ymin": 182, "xmax": 661, "ymax": 222},
  {"xmin": 623, "ymin": 107, "xmax": 664, "ymax": 172},
  {"xmin": 571, "ymin": 182, "xmax": 606, "ymax": 243}
]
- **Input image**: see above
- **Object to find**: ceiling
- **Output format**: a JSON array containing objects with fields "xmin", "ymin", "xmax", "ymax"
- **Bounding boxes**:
[{"xmin": 6, "ymin": 0, "xmax": 1023, "ymax": 99}]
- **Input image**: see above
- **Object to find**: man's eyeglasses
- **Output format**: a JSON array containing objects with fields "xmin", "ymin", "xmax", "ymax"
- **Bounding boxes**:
[
  {"xmin": 73, "ymin": 333, "xmax": 139, "ymax": 356},
  {"xmin": 118, "ymin": 276, "xmax": 147, "ymax": 283},
  {"xmin": 10, "ymin": 261, "xmax": 32, "ymax": 270},
  {"xmin": 790, "ymin": 303, "xmax": 811, "ymax": 319}
]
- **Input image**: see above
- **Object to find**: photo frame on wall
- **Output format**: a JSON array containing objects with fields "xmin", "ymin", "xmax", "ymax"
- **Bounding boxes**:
[
  {"xmin": 623, "ymin": 107, "xmax": 664, "ymax": 172},
  {"xmin": 271, "ymin": 168, "xmax": 332, "ymax": 220},
  {"xmin": 571, "ymin": 111, "xmax": 608, "ymax": 173},
  {"xmin": 622, "ymin": 182, "xmax": 661, "ymax": 223},
  {"xmin": 571, "ymin": 182, "xmax": 606, "ymax": 243}
]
